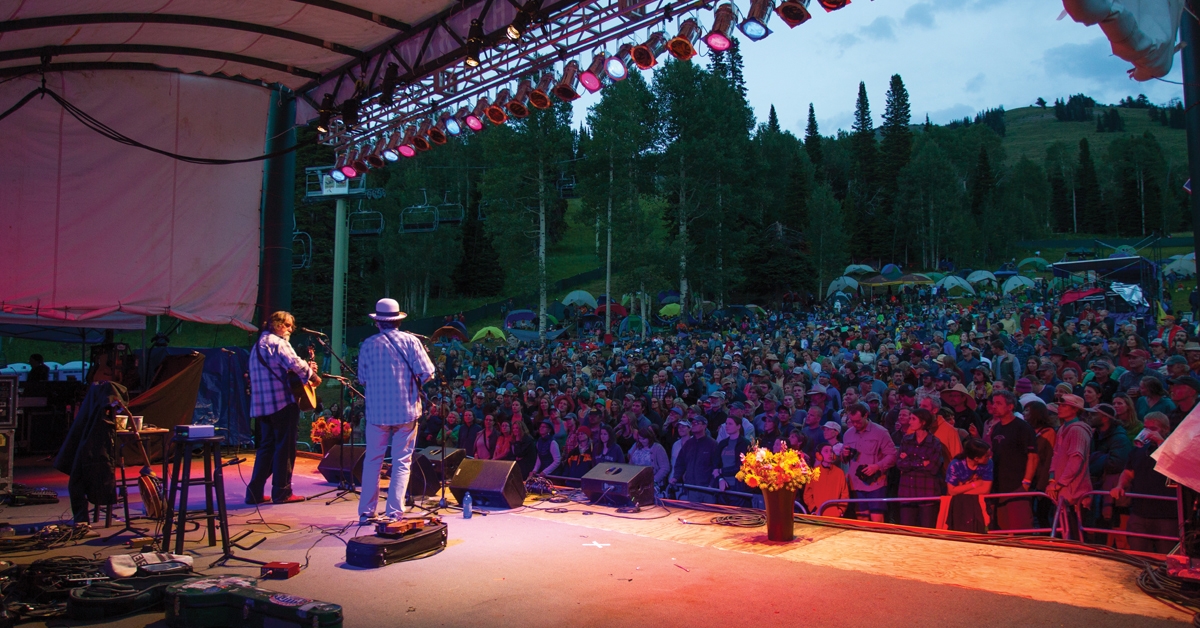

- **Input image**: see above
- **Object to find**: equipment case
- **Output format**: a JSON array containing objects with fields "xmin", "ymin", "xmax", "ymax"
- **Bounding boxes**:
[
  {"xmin": 345, "ymin": 522, "xmax": 447, "ymax": 568},
  {"xmin": 164, "ymin": 576, "xmax": 343, "ymax": 628}
]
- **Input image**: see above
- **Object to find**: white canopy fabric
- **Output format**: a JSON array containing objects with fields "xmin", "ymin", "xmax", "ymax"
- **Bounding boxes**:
[
  {"xmin": 0, "ymin": 1, "xmax": 455, "ymax": 91},
  {"xmin": 966, "ymin": 270, "xmax": 999, "ymax": 285},
  {"xmin": 1002, "ymin": 275, "xmax": 1036, "ymax": 294},
  {"xmin": 0, "ymin": 311, "xmax": 145, "ymax": 330},
  {"xmin": 1062, "ymin": 0, "xmax": 1184, "ymax": 81},
  {"xmin": 0, "ymin": 71, "xmax": 267, "ymax": 330},
  {"xmin": 935, "ymin": 276, "xmax": 976, "ymax": 295}
]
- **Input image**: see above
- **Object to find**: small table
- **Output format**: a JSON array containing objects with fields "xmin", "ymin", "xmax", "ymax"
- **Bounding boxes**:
[{"xmin": 112, "ymin": 428, "xmax": 171, "ymax": 537}]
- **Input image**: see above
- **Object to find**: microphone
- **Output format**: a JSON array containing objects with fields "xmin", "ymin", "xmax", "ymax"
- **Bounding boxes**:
[{"xmin": 301, "ymin": 327, "xmax": 327, "ymax": 337}]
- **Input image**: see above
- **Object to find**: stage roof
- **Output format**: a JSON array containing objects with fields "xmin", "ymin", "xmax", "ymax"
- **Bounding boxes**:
[{"xmin": 0, "ymin": 1, "xmax": 457, "ymax": 94}]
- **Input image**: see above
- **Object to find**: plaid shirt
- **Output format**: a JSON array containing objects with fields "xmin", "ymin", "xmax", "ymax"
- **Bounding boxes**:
[
  {"xmin": 358, "ymin": 330, "xmax": 436, "ymax": 426},
  {"xmin": 897, "ymin": 432, "xmax": 946, "ymax": 497},
  {"xmin": 249, "ymin": 332, "xmax": 313, "ymax": 418}
]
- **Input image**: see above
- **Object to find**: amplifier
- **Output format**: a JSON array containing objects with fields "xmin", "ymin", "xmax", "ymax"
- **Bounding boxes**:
[{"xmin": 174, "ymin": 425, "xmax": 215, "ymax": 438}]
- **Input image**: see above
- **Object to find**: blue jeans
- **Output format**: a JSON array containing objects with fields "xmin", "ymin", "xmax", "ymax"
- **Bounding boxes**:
[{"xmin": 359, "ymin": 421, "xmax": 419, "ymax": 519}]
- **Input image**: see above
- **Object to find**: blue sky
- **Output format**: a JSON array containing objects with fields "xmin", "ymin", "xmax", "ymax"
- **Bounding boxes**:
[{"xmin": 573, "ymin": 0, "xmax": 1185, "ymax": 135}]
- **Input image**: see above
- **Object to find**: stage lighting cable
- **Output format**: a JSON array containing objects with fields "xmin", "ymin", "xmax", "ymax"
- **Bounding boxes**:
[{"xmin": 0, "ymin": 86, "xmax": 314, "ymax": 165}]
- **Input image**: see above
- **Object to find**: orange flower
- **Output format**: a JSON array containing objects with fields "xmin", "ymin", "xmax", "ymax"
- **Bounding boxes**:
[{"xmin": 746, "ymin": 476, "xmax": 759, "ymax": 488}]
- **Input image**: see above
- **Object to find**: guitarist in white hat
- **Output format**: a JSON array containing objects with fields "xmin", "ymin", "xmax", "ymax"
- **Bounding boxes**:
[
  {"xmin": 357, "ymin": 298, "xmax": 436, "ymax": 524},
  {"xmin": 247, "ymin": 311, "xmax": 321, "ymax": 505}
]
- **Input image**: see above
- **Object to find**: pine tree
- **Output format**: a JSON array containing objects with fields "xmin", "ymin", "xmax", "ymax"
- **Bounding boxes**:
[
  {"xmin": 968, "ymin": 145, "xmax": 995, "ymax": 222},
  {"xmin": 710, "ymin": 50, "xmax": 728, "ymax": 81},
  {"xmin": 804, "ymin": 103, "xmax": 823, "ymax": 170},
  {"xmin": 727, "ymin": 38, "xmax": 747, "ymax": 99},
  {"xmin": 1075, "ymin": 138, "xmax": 1102, "ymax": 233},
  {"xmin": 1048, "ymin": 171, "xmax": 1071, "ymax": 233},
  {"xmin": 878, "ymin": 74, "xmax": 913, "ymax": 258},
  {"xmin": 452, "ymin": 207, "xmax": 504, "ymax": 296},
  {"xmin": 849, "ymin": 81, "xmax": 878, "ymax": 259},
  {"xmin": 766, "ymin": 105, "xmax": 781, "ymax": 135}
]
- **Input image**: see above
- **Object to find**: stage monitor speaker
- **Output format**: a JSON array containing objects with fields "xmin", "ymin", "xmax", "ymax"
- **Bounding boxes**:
[
  {"xmin": 581, "ymin": 463, "xmax": 655, "ymax": 507},
  {"xmin": 449, "ymin": 459, "xmax": 525, "ymax": 509},
  {"xmin": 419, "ymin": 446, "xmax": 465, "ymax": 478},
  {"xmin": 406, "ymin": 450, "xmax": 441, "ymax": 497},
  {"xmin": 317, "ymin": 444, "xmax": 365, "ymax": 484}
]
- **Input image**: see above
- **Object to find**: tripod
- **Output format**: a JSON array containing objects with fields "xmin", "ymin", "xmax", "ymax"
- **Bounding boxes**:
[{"xmin": 307, "ymin": 336, "xmax": 365, "ymax": 505}]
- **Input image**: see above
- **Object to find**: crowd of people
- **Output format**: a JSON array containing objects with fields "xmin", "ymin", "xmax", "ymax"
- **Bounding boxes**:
[{"xmin": 343, "ymin": 288, "xmax": 1191, "ymax": 550}]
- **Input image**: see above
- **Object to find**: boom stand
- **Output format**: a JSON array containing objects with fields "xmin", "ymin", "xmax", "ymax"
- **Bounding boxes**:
[{"xmin": 307, "ymin": 336, "xmax": 365, "ymax": 505}]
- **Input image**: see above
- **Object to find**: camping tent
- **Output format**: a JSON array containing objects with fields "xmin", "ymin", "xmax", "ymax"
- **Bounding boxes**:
[
  {"xmin": 843, "ymin": 264, "xmax": 876, "ymax": 276},
  {"xmin": 471, "ymin": 327, "xmax": 506, "ymax": 342},
  {"xmin": 935, "ymin": 276, "xmax": 976, "ymax": 295},
  {"xmin": 826, "ymin": 276, "xmax": 859, "ymax": 296},
  {"xmin": 562, "ymin": 290, "xmax": 597, "ymax": 308},
  {"xmin": 1002, "ymin": 275, "xmax": 1036, "ymax": 294}
]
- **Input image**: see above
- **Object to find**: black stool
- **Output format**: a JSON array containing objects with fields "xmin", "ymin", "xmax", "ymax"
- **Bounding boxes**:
[
  {"xmin": 161, "ymin": 435, "xmax": 266, "ymax": 567},
  {"xmin": 161, "ymin": 436, "xmax": 230, "ymax": 555}
]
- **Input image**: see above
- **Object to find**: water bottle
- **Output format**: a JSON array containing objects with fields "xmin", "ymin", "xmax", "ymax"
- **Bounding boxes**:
[{"xmin": 463, "ymin": 492, "xmax": 473, "ymax": 519}]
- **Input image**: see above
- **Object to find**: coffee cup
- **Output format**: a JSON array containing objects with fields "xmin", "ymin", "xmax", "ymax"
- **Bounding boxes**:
[
  {"xmin": 132, "ymin": 416, "xmax": 144, "ymax": 431},
  {"xmin": 115, "ymin": 415, "xmax": 129, "ymax": 431}
]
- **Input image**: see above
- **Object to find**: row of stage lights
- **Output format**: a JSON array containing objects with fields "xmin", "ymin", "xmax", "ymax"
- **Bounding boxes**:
[{"xmin": 325, "ymin": 0, "xmax": 846, "ymax": 182}]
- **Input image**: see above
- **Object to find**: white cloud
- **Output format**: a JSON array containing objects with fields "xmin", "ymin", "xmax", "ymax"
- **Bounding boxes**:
[{"xmin": 902, "ymin": 3, "xmax": 936, "ymax": 29}]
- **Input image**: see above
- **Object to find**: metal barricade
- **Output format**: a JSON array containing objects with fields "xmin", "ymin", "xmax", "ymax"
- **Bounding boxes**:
[
  {"xmin": 1074, "ymin": 489, "xmax": 1182, "ymax": 545},
  {"xmin": 815, "ymin": 491, "xmax": 1061, "ymax": 536}
]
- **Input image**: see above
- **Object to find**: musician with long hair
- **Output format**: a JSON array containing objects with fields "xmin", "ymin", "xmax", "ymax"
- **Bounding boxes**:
[
  {"xmin": 247, "ymin": 311, "xmax": 320, "ymax": 505},
  {"xmin": 357, "ymin": 298, "xmax": 436, "ymax": 524}
]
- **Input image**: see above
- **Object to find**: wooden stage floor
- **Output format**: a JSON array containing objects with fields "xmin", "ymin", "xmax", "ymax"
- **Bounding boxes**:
[{"xmin": 4, "ymin": 453, "xmax": 1192, "ymax": 627}]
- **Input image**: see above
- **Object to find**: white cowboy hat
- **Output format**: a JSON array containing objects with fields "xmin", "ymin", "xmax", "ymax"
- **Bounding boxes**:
[{"xmin": 369, "ymin": 298, "xmax": 408, "ymax": 321}]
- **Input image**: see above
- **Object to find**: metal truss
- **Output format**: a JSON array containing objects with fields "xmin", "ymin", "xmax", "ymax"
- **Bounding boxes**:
[{"xmin": 315, "ymin": 0, "xmax": 713, "ymax": 151}]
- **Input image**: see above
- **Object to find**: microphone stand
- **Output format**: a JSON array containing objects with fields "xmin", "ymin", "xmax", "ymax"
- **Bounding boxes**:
[{"xmin": 307, "ymin": 336, "xmax": 363, "ymax": 505}]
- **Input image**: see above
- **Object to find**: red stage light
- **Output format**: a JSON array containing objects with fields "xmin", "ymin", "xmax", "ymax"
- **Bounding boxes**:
[
  {"xmin": 631, "ymin": 32, "xmax": 666, "ymax": 69},
  {"xmin": 668, "ymin": 19, "xmax": 702, "ymax": 60},
  {"xmin": 705, "ymin": 4, "xmax": 736, "ymax": 51},
  {"xmin": 529, "ymin": 73, "xmax": 557, "ymax": 109}
]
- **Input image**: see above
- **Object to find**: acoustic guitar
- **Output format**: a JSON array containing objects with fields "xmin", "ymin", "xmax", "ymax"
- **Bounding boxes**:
[
  {"xmin": 113, "ymin": 401, "xmax": 164, "ymax": 520},
  {"xmin": 292, "ymin": 346, "xmax": 319, "ymax": 412}
]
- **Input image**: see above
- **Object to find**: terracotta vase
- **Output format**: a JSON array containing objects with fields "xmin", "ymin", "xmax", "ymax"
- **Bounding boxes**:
[{"xmin": 762, "ymin": 488, "xmax": 797, "ymax": 542}]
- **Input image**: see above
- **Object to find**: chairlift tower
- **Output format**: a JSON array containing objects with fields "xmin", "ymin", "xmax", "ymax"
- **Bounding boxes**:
[{"xmin": 304, "ymin": 167, "xmax": 376, "ymax": 376}]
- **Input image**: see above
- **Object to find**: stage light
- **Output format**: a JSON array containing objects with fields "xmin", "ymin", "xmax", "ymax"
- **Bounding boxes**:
[
  {"xmin": 429, "ymin": 119, "xmax": 448, "ymax": 145},
  {"xmin": 316, "ymin": 94, "xmax": 334, "ymax": 133},
  {"xmin": 350, "ymin": 146, "xmax": 369, "ymax": 173},
  {"xmin": 465, "ymin": 19, "xmax": 484, "ymax": 67},
  {"xmin": 705, "ymin": 4, "xmax": 736, "ymax": 51},
  {"xmin": 739, "ymin": 0, "xmax": 774, "ymax": 41},
  {"xmin": 330, "ymin": 153, "xmax": 348, "ymax": 181},
  {"xmin": 507, "ymin": 79, "xmax": 533, "ymax": 118},
  {"xmin": 398, "ymin": 126, "xmax": 418, "ymax": 158},
  {"xmin": 341, "ymin": 97, "xmax": 361, "ymax": 128},
  {"xmin": 412, "ymin": 120, "xmax": 433, "ymax": 151},
  {"xmin": 606, "ymin": 44, "xmax": 632, "ymax": 81},
  {"xmin": 443, "ymin": 110, "xmax": 462, "ymax": 136},
  {"xmin": 507, "ymin": 0, "xmax": 543, "ymax": 40},
  {"xmin": 381, "ymin": 133, "xmax": 401, "ymax": 161},
  {"xmin": 379, "ymin": 63, "xmax": 399, "ymax": 106},
  {"xmin": 668, "ymin": 18, "xmax": 702, "ymax": 60},
  {"xmin": 631, "ymin": 32, "xmax": 666, "ymax": 69},
  {"xmin": 468, "ymin": 97, "xmax": 489, "ymax": 130},
  {"xmin": 552, "ymin": 61, "xmax": 582, "ymax": 102},
  {"xmin": 486, "ymin": 90, "xmax": 511, "ymax": 124},
  {"xmin": 817, "ymin": 0, "xmax": 849, "ymax": 11},
  {"xmin": 340, "ymin": 149, "xmax": 359, "ymax": 178},
  {"xmin": 580, "ymin": 53, "xmax": 608, "ymax": 93},
  {"xmin": 529, "ymin": 73, "xmax": 556, "ymax": 109},
  {"xmin": 775, "ymin": 0, "xmax": 812, "ymax": 26},
  {"xmin": 366, "ymin": 142, "xmax": 386, "ymax": 168}
]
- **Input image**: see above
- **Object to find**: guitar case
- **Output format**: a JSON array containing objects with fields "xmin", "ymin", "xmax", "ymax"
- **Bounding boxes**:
[
  {"xmin": 67, "ymin": 572, "xmax": 196, "ymax": 621},
  {"xmin": 345, "ymin": 522, "xmax": 447, "ymax": 568},
  {"xmin": 163, "ymin": 576, "xmax": 343, "ymax": 628}
]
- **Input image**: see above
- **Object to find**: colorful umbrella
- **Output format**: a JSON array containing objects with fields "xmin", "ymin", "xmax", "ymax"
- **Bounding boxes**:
[{"xmin": 596, "ymin": 304, "xmax": 628, "ymax": 318}]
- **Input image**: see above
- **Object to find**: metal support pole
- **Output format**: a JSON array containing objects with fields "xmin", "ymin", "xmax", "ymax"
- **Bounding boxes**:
[
  {"xmin": 331, "ymin": 198, "xmax": 348, "ymax": 377},
  {"xmin": 1182, "ymin": 2, "xmax": 1200, "ymax": 263},
  {"xmin": 257, "ymin": 89, "xmax": 296, "ymax": 321}
]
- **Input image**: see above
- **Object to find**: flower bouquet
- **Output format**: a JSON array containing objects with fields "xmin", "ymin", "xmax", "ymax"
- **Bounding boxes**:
[
  {"xmin": 736, "ymin": 447, "xmax": 820, "ymax": 542},
  {"xmin": 311, "ymin": 417, "xmax": 352, "ymax": 451}
]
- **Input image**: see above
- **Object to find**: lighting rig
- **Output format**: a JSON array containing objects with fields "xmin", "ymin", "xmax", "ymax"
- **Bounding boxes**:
[{"xmin": 308, "ymin": 0, "xmax": 850, "ymax": 180}]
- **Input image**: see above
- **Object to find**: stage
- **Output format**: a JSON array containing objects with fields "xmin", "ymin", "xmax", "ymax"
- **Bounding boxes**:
[{"xmin": 4, "ymin": 453, "xmax": 1192, "ymax": 627}]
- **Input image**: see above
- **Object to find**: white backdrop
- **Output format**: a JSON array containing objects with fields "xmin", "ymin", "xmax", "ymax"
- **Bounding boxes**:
[{"xmin": 0, "ymin": 71, "xmax": 269, "ymax": 330}]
